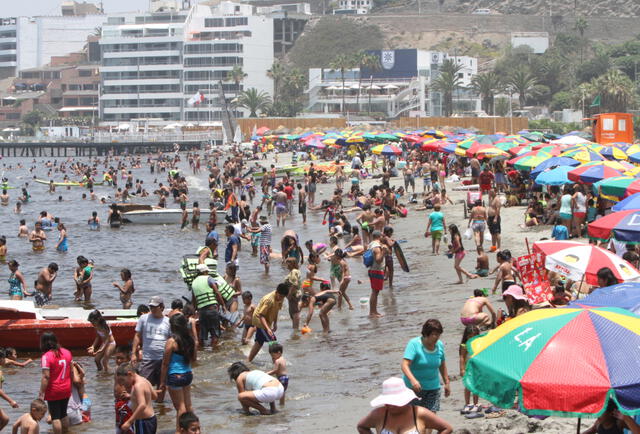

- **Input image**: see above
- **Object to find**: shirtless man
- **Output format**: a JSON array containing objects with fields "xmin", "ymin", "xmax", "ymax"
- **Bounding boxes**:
[
  {"xmin": 274, "ymin": 188, "xmax": 288, "ymax": 227},
  {"xmin": 0, "ymin": 190, "xmax": 8, "ymax": 206},
  {"xmin": 491, "ymin": 250, "xmax": 518, "ymax": 295},
  {"xmin": 421, "ymin": 161, "xmax": 432, "ymax": 195},
  {"xmin": 356, "ymin": 204, "xmax": 375, "ymax": 245},
  {"xmin": 34, "ymin": 263, "xmax": 58, "ymax": 306},
  {"xmin": 29, "ymin": 222, "xmax": 47, "ymax": 251},
  {"xmin": 403, "ymin": 162, "xmax": 415, "ymax": 194},
  {"xmin": 117, "ymin": 363, "xmax": 158, "ymax": 434},
  {"xmin": 470, "ymin": 157, "xmax": 481, "ymax": 185},
  {"xmin": 371, "ymin": 208, "xmax": 386, "ymax": 233},
  {"xmin": 460, "ymin": 289, "xmax": 496, "ymax": 328},
  {"xmin": 468, "ymin": 200, "xmax": 488, "ymax": 248},
  {"xmin": 487, "ymin": 189, "xmax": 501, "ymax": 251}
]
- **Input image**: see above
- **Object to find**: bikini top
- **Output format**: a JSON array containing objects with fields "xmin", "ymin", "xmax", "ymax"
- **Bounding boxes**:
[{"xmin": 380, "ymin": 406, "xmax": 420, "ymax": 434}]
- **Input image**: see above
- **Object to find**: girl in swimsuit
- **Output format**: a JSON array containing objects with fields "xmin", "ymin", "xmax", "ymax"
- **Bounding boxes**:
[
  {"xmin": 74, "ymin": 256, "xmax": 94, "ymax": 302},
  {"xmin": 300, "ymin": 253, "xmax": 326, "ymax": 330},
  {"xmin": 87, "ymin": 310, "xmax": 116, "ymax": 372},
  {"xmin": 7, "ymin": 260, "xmax": 29, "ymax": 300},
  {"xmin": 330, "ymin": 249, "xmax": 354, "ymax": 310},
  {"xmin": 0, "ymin": 237, "xmax": 6, "ymax": 263},
  {"xmin": 344, "ymin": 226, "xmax": 365, "ymax": 257},
  {"xmin": 113, "ymin": 268, "xmax": 135, "ymax": 309},
  {"xmin": 55, "ymin": 223, "xmax": 68, "ymax": 252}
]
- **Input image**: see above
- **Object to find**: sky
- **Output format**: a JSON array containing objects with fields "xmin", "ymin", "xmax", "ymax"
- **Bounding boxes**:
[{"xmin": 2, "ymin": 0, "xmax": 150, "ymax": 17}]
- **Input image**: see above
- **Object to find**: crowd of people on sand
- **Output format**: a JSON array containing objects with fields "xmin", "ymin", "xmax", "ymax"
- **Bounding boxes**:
[{"xmin": 0, "ymin": 140, "xmax": 639, "ymax": 434}]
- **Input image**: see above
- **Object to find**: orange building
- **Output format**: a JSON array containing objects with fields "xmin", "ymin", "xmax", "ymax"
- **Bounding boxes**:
[{"xmin": 591, "ymin": 112, "xmax": 634, "ymax": 144}]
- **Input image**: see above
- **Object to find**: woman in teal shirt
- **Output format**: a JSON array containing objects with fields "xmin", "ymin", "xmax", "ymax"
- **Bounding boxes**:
[
  {"xmin": 401, "ymin": 319, "xmax": 450, "ymax": 412},
  {"xmin": 425, "ymin": 205, "xmax": 446, "ymax": 255}
]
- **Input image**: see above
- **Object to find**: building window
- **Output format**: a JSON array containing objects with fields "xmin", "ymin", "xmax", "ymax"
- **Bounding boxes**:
[
  {"xmin": 78, "ymin": 70, "xmax": 93, "ymax": 77},
  {"xmin": 225, "ymin": 17, "xmax": 248, "ymax": 27},
  {"xmin": 205, "ymin": 18, "xmax": 224, "ymax": 27}
]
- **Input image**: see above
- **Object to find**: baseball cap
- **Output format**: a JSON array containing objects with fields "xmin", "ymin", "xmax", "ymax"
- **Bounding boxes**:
[{"xmin": 148, "ymin": 296, "xmax": 164, "ymax": 307}]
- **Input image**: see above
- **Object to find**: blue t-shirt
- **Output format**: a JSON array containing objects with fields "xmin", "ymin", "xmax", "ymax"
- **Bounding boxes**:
[
  {"xmin": 225, "ymin": 234, "xmax": 240, "ymax": 262},
  {"xmin": 429, "ymin": 211, "xmax": 444, "ymax": 232},
  {"xmin": 206, "ymin": 229, "xmax": 219, "ymax": 243},
  {"xmin": 402, "ymin": 337, "xmax": 445, "ymax": 391},
  {"xmin": 552, "ymin": 225, "xmax": 569, "ymax": 240}
]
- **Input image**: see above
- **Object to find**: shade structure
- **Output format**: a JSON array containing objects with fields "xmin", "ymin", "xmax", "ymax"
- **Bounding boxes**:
[
  {"xmin": 464, "ymin": 307, "xmax": 640, "ymax": 417},
  {"xmin": 600, "ymin": 146, "xmax": 628, "ymax": 160},
  {"xmin": 588, "ymin": 210, "xmax": 640, "ymax": 243},
  {"xmin": 534, "ymin": 165, "xmax": 573, "ymax": 186},
  {"xmin": 567, "ymin": 164, "xmax": 623, "ymax": 184},
  {"xmin": 532, "ymin": 240, "xmax": 584, "ymax": 257},
  {"xmin": 560, "ymin": 148, "xmax": 605, "ymax": 163},
  {"xmin": 596, "ymin": 177, "xmax": 640, "ymax": 198},
  {"xmin": 544, "ymin": 244, "xmax": 640, "ymax": 285},
  {"xmin": 371, "ymin": 144, "xmax": 402, "ymax": 156},
  {"xmin": 569, "ymin": 282, "xmax": 640, "ymax": 314},
  {"xmin": 612, "ymin": 193, "xmax": 640, "ymax": 212},
  {"xmin": 421, "ymin": 140, "xmax": 448, "ymax": 152},
  {"xmin": 529, "ymin": 156, "xmax": 580, "ymax": 178}
]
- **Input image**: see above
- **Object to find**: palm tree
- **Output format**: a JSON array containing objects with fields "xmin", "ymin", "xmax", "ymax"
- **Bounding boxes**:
[
  {"xmin": 266, "ymin": 61, "xmax": 287, "ymax": 104},
  {"xmin": 329, "ymin": 54, "xmax": 355, "ymax": 116},
  {"xmin": 470, "ymin": 72, "xmax": 502, "ymax": 115},
  {"xmin": 237, "ymin": 88, "xmax": 272, "ymax": 117},
  {"xmin": 574, "ymin": 17, "xmax": 589, "ymax": 64},
  {"xmin": 355, "ymin": 52, "xmax": 380, "ymax": 111},
  {"xmin": 431, "ymin": 59, "xmax": 463, "ymax": 117},
  {"xmin": 507, "ymin": 68, "xmax": 538, "ymax": 108},
  {"xmin": 593, "ymin": 68, "xmax": 635, "ymax": 112},
  {"xmin": 226, "ymin": 65, "xmax": 247, "ymax": 92}
]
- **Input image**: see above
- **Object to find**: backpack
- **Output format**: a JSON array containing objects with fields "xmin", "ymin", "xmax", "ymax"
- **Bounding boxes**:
[{"xmin": 363, "ymin": 248, "xmax": 374, "ymax": 268}]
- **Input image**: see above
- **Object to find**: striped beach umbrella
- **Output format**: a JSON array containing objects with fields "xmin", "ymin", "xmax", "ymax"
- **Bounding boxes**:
[
  {"xmin": 567, "ymin": 164, "xmax": 623, "ymax": 184},
  {"xmin": 371, "ymin": 144, "xmax": 402, "ymax": 156}
]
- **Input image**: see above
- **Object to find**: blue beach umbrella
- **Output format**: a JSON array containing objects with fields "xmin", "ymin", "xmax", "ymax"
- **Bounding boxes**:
[
  {"xmin": 534, "ymin": 165, "xmax": 573, "ymax": 186},
  {"xmin": 613, "ymin": 193, "xmax": 640, "ymax": 212},
  {"xmin": 530, "ymin": 156, "xmax": 580, "ymax": 178},
  {"xmin": 569, "ymin": 282, "xmax": 640, "ymax": 314}
]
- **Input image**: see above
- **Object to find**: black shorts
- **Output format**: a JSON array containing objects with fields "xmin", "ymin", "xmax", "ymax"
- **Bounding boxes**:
[
  {"xmin": 134, "ymin": 415, "xmax": 157, "ymax": 434},
  {"xmin": 47, "ymin": 397, "xmax": 69, "ymax": 420},
  {"xmin": 138, "ymin": 359, "xmax": 162, "ymax": 386},
  {"xmin": 199, "ymin": 304, "xmax": 221, "ymax": 342},
  {"xmin": 255, "ymin": 327, "xmax": 276, "ymax": 345},
  {"xmin": 502, "ymin": 280, "xmax": 515, "ymax": 293},
  {"xmin": 488, "ymin": 215, "xmax": 501, "ymax": 235},
  {"xmin": 167, "ymin": 371, "xmax": 193, "ymax": 389},
  {"xmin": 471, "ymin": 167, "xmax": 480, "ymax": 178}
]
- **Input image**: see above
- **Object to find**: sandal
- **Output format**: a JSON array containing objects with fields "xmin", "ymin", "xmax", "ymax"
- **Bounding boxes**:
[
  {"xmin": 486, "ymin": 410, "xmax": 506, "ymax": 419},
  {"xmin": 485, "ymin": 405, "xmax": 501, "ymax": 414},
  {"xmin": 465, "ymin": 411, "xmax": 485, "ymax": 419},
  {"xmin": 460, "ymin": 404, "xmax": 473, "ymax": 415}
]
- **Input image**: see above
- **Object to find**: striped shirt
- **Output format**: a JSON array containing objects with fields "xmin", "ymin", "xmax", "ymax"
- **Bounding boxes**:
[{"xmin": 259, "ymin": 224, "xmax": 272, "ymax": 247}]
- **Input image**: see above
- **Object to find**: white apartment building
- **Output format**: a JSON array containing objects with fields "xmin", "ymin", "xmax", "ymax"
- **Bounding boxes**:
[
  {"xmin": 306, "ymin": 49, "xmax": 480, "ymax": 118},
  {"xmin": 99, "ymin": 2, "xmax": 279, "ymax": 123},
  {"xmin": 335, "ymin": 0, "xmax": 372, "ymax": 14},
  {"xmin": 0, "ymin": 14, "xmax": 107, "ymax": 79}
]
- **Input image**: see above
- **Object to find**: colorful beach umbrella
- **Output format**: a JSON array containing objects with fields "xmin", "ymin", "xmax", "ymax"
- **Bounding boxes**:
[
  {"xmin": 530, "ymin": 156, "xmax": 580, "ymax": 178},
  {"xmin": 588, "ymin": 210, "xmax": 640, "ymax": 243},
  {"xmin": 512, "ymin": 154, "xmax": 552, "ymax": 171},
  {"xmin": 545, "ymin": 244, "xmax": 640, "ymax": 284},
  {"xmin": 420, "ymin": 140, "xmax": 448, "ymax": 152},
  {"xmin": 600, "ymin": 146, "xmax": 628, "ymax": 161},
  {"xmin": 567, "ymin": 164, "xmax": 623, "ymax": 184},
  {"xmin": 464, "ymin": 307, "xmax": 640, "ymax": 417},
  {"xmin": 596, "ymin": 177, "xmax": 640, "ymax": 198},
  {"xmin": 534, "ymin": 166, "xmax": 573, "ymax": 185},
  {"xmin": 371, "ymin": 144, "xmax": 402, "ymax": 156},
  {"xmin": 569, "ymin": 282, "xmax": 640, "ymax": 314},
  {"xmin": 532, "ymin": 240, "xmax": 584, "ymax": 257},
  {"xmin": 560, "ymin": 148, "xmax": 605, "ymax": 163},
  {"xmin": 612, "ymin": 193, "xmax": 640, "ymax": 212}
]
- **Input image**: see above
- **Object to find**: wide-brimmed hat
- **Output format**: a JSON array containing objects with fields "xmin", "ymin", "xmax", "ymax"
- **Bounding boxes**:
[
  {"xmin": 196, "ymin": 264, "xmax": 209, "ymax": 273},
  {"xmin": 259, "ymin": 215, "xmax": 268, "ymax": 223},
  {"xmin": 370, "ymin": 377, "xmax": 417, "ymax": 408},
  {"xmin": 503, "ymin": 284, "xmax": 527, "ymax": 301}
]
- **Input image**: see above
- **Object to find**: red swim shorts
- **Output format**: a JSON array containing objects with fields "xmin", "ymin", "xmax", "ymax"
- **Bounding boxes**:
[{"xmin": 368, "ymin": 269, "xmax": 385, "ymax": 292}]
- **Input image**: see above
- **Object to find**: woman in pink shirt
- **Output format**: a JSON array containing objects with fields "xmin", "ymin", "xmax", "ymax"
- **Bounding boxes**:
[{"xmin": 39, "ymin": 332, "xmax": 74, "ymax": 434}]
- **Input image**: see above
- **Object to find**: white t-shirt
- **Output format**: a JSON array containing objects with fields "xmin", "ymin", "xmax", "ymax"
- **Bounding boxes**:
[{"xmin": 135, "ymin": 313, "xmax": 170, "ymax": 360}]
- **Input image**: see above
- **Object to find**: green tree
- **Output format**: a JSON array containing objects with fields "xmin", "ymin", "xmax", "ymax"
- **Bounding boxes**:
[
  {"xmin": 574, "ymin": 17, "xmax": 589, "ymax": 63},
  {"xmin": 266, "ymin": 61, "xmax": 287, "ymax": 104},
  {"xmin": 354, "ymin": 51, "xmax": 380, "ymax": 110},
  {"xmin": 508, "ymin": 68, "xmax": 538, "ymax": 108},
  {"xmin": 226, "ymin": 65, "xmax": 247, "ymax": 90},
  {"xmin": 237, "ymin": 88, "xmax": 271, "ymax": 117},
  {"xmin": 329, "ymin": 54, "xmax": 356, "ymax": 116},
  {"xmin": 431, "ymin": 59, "xmax": 463, "ymax": 117},
  {"xmin": 470, "ymin": 71, "xmax": 502, "ymax": 115},
  {"xmin": 494, "ymin": 97, "xmax": 510, "ymax": 117},
  {"xmin": 593, "ymin": 68, "xmax": 636, "ymax": 112},
  {"xmin": 22, "ymin": 110, "xmax": 43, "ymax": 136}
]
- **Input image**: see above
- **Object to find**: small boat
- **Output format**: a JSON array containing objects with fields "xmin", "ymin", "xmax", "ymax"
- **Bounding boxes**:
[
  {"xmin": 35, "ymin": 179, "xmax": 104, "ymax": 187},
  {"xmin": 0, "ymin": 300, "xmax": 137, "ymax": 350},
  {"xmin": 122, "ymin": 207, "xmax": 226, "ymax": 224}
]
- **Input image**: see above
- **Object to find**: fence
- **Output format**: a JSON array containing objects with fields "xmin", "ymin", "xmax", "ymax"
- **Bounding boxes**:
[
  {"xmin": 237, "ymin": 118, "xmax": 347, "ymax": 137},
  {"xmin": 395, "ymin": 117, "xmax": 529, "ymax": 134}
]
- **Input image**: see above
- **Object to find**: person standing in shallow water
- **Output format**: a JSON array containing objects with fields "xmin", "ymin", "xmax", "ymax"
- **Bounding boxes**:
[{"xmin": 367, "ymin": 230, "xmax": 387, "ymax": 318}]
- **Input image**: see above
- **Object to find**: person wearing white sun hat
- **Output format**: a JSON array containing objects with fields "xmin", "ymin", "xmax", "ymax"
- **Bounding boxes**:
[{"xmin": 356, "ymin": 377, "xmax": 453, "ymax": 434}]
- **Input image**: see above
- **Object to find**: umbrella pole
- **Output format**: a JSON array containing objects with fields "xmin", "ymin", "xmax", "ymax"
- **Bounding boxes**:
[
  {"xmin": 577, "ymin": 417, "xmax": 581, "ymax": 433},
  {"xmin": 525, "ymin": 237, "xmax": 530, "ymax": 255}
]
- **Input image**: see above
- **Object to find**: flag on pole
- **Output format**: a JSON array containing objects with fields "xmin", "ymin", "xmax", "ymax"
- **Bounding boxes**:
[
  {"xmin": 590, "ymin": 95, "xmax": 601, "ymax": 107},
  {"xmin": 188, "ymin": 91, "xmax": 205, "ymax": 106}
]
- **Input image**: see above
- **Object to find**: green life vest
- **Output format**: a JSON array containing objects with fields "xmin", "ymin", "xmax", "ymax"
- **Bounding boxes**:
[
  {"xmin": 192, "ymin": 275, "xmax": 217, "ymax": 309},
  {"xmin": 215, "ymin": 275, "xmax": 235, "ymax": 301}
]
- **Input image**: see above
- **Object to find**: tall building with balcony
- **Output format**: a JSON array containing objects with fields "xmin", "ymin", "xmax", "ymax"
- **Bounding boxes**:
[
  {"xmin": 99, "ymin": 1, "xmax": 307, "ymax": 124},
  {"xmin": 0, "ymin": 9, "xmax": 106, "ymax": 80},
  {"xmin": 305, "ymin": 49, "xmax": 480, "ymax": 118}
]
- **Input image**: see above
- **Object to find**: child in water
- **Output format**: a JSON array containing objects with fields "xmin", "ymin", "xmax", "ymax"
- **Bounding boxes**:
[
  {"xmin": 4, "ymin": 347, "xmax": 32, "ymax": 367},
  {"xmin": 474, "ymin": 246, "xmax": 489, "ymax": 277},
  {"xmin": 267, "ymin": 343, "xmax": 288, "ymax": 407},
  {"xmin": 113, "ymin": 268, "xmax": 135, "ymax": 309},
  {"xmin": 240, "ymin": 291, "xmax": 256, "ymax": 345},
  {"xmin": 11, "ymin": 398, "xmax": 46, "ymax": 434}
]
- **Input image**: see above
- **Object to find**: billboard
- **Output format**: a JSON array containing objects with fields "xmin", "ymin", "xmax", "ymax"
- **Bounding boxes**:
[{"xmin": 361, "ymin": 49, "xmax": 417, "ymax": 79}]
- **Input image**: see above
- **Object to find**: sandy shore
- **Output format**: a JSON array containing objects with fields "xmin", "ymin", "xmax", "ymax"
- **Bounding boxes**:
[{"xmin": 290, "ymin": 153, "xmax": 587, "ymax": 433}]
